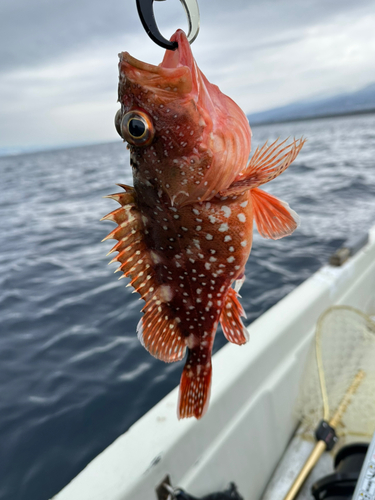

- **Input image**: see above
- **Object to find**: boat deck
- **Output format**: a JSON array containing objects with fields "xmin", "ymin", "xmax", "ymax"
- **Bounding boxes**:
[{"xmin": 53, "ymin": 226, "xmax": 375, "ymax": 500}]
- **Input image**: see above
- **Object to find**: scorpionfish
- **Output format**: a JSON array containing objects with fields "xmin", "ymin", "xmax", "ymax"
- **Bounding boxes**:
[{"xmin": 103, "ymin": 30, "xmax": 305, "ymax": 419}]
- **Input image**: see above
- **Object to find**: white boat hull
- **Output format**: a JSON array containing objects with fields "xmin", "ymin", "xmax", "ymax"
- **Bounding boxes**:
[{"xmin": 53, "ymin": 226, "xmax": 375, "ymax": 500}]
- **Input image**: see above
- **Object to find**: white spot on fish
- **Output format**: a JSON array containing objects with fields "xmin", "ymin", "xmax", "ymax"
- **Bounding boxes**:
[
  {"xmin": 159, "ymin": 285, "xmax": 173, "ymax": 302},
  {"xmin": 187, "ymin": 334, "xmax": 196, "ymax": 348},
  {"xmin": 241, "ymin": 240, "xmax": 247, "ymax": 247},
  {"xmin": 228, "ymin": 246, "xmax": 234, "ymax": 252},
  {"xmin": 150, "ymin": 251, "xmax": 162, "ymax": 264},
  {"xmin": 237, "ymin": 213, "xmax": 246, "ymax": 222},
  {"xmin": 205, "ymin": 262, "xmax": 211, "ymax": 270},
  {"xmin": 227, "ymin": 256, "xmax": 235, "ymax": 263},
  {"xmin": 221, "ymin": 206, "xmax": 231, "ymax": 218},
  {"xmin": 219, "ymin": 223, "xmax": 229, "ymax": 232},
  {"xmin": 240, "ymin": 200, "xmax": 248, "ymax": 207},
  {"xmin": 208, "ymin": 215, "xmax": 216, "ymax": 224},
  {"xmin": 224, "ymin": 235, "xmax": 232, "ymax": 242},
  {"xmin": 206, "ymin": 234, "xmax": 213, "ymax": 240}
]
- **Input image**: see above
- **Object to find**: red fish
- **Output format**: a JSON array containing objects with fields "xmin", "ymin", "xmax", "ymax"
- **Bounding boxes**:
[{"xmin": 103, "ymin": 30, "xmax": 305, "ymax": 419}]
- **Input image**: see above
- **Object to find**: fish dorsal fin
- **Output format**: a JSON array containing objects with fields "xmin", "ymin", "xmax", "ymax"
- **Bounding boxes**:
[
  {"xmin": 138, "ymin": 298, "xmax": 186, "ymax": 362},
  {"xmin": 251, "ymin": 188, "xmax": 300, "ymax": 240},
  {"xmin": 220, "ymin": 287, "xmax": 249, "ymax": 345},
  {"xmin": 103, "ymin": 184, "xmax": 186, "ymax": 362}
]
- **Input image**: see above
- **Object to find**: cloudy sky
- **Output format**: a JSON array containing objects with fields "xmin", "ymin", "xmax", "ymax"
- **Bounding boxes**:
[{"xmin": 1, "ymin": 0, "xmax": 374, "ymax": 151}]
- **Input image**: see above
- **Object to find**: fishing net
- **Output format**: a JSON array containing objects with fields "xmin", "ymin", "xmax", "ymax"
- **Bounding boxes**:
[{"xmin": 295, "ymin": 306, "xmax": 375, "ymax": 440}]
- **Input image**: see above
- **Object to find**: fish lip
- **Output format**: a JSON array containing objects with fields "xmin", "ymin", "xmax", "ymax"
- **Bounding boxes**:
[
  {"xmin": 120, "ymin": 52, "xmax": 161, "ymax": 74},
  {"xmin": 120, "ymin": 30, "xmax": 194, "ymax": 76}
]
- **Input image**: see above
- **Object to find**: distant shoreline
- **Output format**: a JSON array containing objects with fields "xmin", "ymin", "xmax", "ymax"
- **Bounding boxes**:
[
  {"xmin": 2, "ymin": 108, "xmax": 375, "ymax": 158},
  {"xmin": 249, "ymin": 107, "xmax": 375, "ymax": 126}
]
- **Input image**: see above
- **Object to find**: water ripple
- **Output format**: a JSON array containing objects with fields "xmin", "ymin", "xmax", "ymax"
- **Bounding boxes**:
[{"xmin": 1, "ymin": 115, "xmax": 375, "ymax": 499}]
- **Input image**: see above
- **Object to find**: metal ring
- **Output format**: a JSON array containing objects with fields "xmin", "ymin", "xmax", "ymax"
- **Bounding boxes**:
[{"xmin": 136, "ymin": 0, "xmax": 200, "ymax": 50}]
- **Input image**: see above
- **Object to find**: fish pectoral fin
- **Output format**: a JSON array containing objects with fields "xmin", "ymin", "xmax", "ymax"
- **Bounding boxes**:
[
  {"xmin": 178, "ymin": 352, "xmax": 212, "ymax": 420},
  {"xmin": 220, "ymin": 137, "xmax": 305, "ymax": 196},
  {"xmin": 251, "ymin": 187, "xmax": 300, "ymax": 240},
  {"xmin": 220, "ymin": 287, "xmax": 249, "ymax": 345},
  {"xmin": 138, "ymin": 300, "xmax": 186, "ymax": 363}
]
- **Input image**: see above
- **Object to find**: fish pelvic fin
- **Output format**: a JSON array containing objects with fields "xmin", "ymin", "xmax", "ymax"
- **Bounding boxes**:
[
  {"xmin": 251, "ymin": 187, "xmax": 300, "ymax": 239},
  {"xmin": 220, "ymin": 287, "xmax": 249, "ymax": 345},
  {"xmin": 178, "ymin": 350, "xmax": 212, "ymax": 420},
  {"xmin": 103, "ymin": 184, "xmax": 187, "ymax": 363},
  {"xmin": 221, "ymin": 137, "xmax": 305, "ymax": 196}
]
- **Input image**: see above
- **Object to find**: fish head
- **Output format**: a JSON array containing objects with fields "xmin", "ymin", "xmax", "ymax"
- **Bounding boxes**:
[{"xmin": 118, "ymin": 29, "xmax": 251, "ymax": 206}]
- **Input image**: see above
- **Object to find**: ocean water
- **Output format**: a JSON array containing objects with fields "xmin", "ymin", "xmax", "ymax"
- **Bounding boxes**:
[{"xmin": 1, "ymin": 114, "xmax": 375, "ymax": 500}]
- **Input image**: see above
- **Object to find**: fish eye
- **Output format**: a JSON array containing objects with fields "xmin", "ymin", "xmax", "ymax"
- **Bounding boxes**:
[
  {"xmin": 121, "ymin": 110, "xmax": 155, "ymax": 147},
  {"xmin": 114, "ymin": 109, "xmax": 123, "ymax": 138}
]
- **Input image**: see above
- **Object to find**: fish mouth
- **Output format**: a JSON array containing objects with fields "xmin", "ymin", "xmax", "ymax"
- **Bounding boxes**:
[
  {"xmin": 159, "ymin": 29, "xmax": 195, "ymax": 71},
  {"xmin": 119, "ymin": 30, "xmax": 195, "ymax": 95}
]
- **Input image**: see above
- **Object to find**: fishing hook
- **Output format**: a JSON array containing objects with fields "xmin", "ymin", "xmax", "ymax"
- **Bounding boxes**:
[{"xmin": 136, "ymin": 0, "xmax": 200, "ymax": 50}]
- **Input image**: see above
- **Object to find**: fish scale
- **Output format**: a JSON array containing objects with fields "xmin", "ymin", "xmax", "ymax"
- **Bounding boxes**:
[
  {"xmin": 136, "ymin": 186, "xmax": 252, "ymax": 336},
  {"xmin": 104, "ymin": 29, "xmax": 304, "ymax": 419}
]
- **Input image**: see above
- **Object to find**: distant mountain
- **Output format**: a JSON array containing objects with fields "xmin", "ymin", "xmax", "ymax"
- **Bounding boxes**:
[{"xmin": 248, "ymin": 83, "xmax": 375, "ymax": 124}]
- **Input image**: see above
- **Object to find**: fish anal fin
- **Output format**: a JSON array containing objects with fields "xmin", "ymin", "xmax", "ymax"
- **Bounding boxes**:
[
  {"xmin": 220, "ymin": 288, "xmax": 249, "ymax": 345},
  {"xmin": 221, "ymin": 137, "xmax": 305, "ymax": 196},
  {"xmin": 138, "ymin": 300, "xmax": 186, "ymax": 362},
  {"xmin": 178, "ymin": 352, "xmax": 212, "ymax": 419},
  {"xmin": 251, "ymin": 187, "xmax": 299, "ymax": 240}
]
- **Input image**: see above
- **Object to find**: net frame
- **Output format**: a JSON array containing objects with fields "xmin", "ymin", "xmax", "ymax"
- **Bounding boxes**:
[{"xmin": 295, "ymin": 306, "xmax": 375, "ymax": 440}]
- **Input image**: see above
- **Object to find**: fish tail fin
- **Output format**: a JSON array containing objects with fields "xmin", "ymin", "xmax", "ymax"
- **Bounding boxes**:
[
  {"xmin": 251, "ymin": 187, "xmax": 300, "ymax": 239},
  {"xmin": 222, "ymin": 137, "xmax": 305, "ymax": 196},
  {"xmin": 220, "ymin": 287, "xmax": 249, "ymax": 345},
  {"xmin": 178, "ymin": 351, "xmax": 212, "ymax": 420}
]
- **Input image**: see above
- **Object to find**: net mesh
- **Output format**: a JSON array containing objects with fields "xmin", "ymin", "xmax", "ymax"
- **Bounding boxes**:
[{"xmin": 295, "ymin": 306, "xmax": 375, "ymax": 439}]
